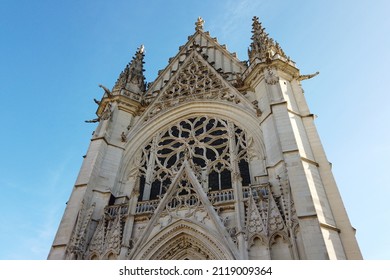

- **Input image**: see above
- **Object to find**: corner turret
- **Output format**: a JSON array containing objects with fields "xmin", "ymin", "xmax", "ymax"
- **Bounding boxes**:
[
  {"xmin": 112, "ymin": 45, "xmax": 146, "ymax": 97},
  {"xmin": 248, "ymin": 16, "xmax": 288, "ymax": 64}
]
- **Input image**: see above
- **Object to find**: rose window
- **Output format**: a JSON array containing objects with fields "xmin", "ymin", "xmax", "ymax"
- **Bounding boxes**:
[{"xmin": 137, "ymin": 116, "xmax": 251, "ymax": 201}]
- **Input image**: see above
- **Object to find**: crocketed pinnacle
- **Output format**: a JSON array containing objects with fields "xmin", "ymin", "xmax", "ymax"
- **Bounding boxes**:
[
  {"xmin": 248, "ymin": 16, "xmax": 287, "ymax": 63},
  {"xmin": 112, "ymin": 45, "xmax": 146, "ymax": 95}
]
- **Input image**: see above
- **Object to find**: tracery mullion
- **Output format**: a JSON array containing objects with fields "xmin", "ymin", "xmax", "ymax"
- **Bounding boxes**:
[
  {"xmin": 235, "ymin": 128, "xmax": 251, "ymax": 187},
  {"xmin": 227, "ymin": 120, "xmax": 247, "ymax": 259},
  {"xmin": 142, "ymin": 135, "xmax": 158, "ymax": 201}
]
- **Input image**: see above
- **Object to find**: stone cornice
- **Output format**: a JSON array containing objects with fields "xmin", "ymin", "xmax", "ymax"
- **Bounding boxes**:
[
  {"xmin": 319, "ymin": 222, "xmax": 341, "ymax": 233},
  {"xmin": 288, "ymin": 109, "xmax": 316, "ymax": 122},
  {"xmin": 91, "ymin": 136, "xmax": 125, "ymax": 151},
  {"xmin": 92, "ymin": 189, "xmax": 112, "ymax": 195},
  {"xmin": 97, "ymin": 95, "xmax": 143, "ymax": 117},
  {"xmin": 301, "ymin": 156, "xmax": 319, "ymax": 167},
  {"xmin": 297, "ymin": 213, "xmax": 341, "ymax": 234},
  {"xmin": 297, "ymin": 214, "xmax": 318, "ymax": 219},
  {"xmin": 265, "ymin": 159, "xmax": 285, "ymax": 169},
  {"xmin": 243, "ymin": 59, "xmax": 299, "ymax": 89},
  {"xmin": 270, "ymin": 100, "xmax": 288, "ymax": 107},
  {"xmin": 260, "ymin": 104, "xmax": 315, "ymax": 129}
]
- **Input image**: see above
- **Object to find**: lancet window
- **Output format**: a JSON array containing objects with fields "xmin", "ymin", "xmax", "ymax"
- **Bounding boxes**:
[{"xmin": 137, "ymin": 116, "xmax": 252, "ymax": 201}]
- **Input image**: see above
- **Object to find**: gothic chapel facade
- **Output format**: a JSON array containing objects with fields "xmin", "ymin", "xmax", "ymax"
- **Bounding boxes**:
[{"xmin": 48, "ymin": 17, "xmax": 362, "ymax": 260}]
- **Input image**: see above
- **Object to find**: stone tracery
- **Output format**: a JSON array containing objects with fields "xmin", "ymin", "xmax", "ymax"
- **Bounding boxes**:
[
  {"xmin": 142, "ymin": 53, "xmax": 249, "ymax": 123},
  {"xmin": 136, "ymin": 116, "xmax": 252, "ymax": 202},
  {"xmin": 125, "ymin": 115, "xmax": 300, "ymax": 260}
]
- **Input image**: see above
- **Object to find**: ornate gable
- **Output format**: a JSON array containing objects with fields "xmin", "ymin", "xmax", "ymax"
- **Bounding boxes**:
[
  {"xmin": 137, "ymin": 50, "xmax": 258, "ymax": 124},
  {"xmin": 145, "ymin": 18, "xmax": 247, "ymax": 102},
  {"xmin": 129, "ymin": 161, "xmax": 238, "ymax": 259},
  {"xmin": 246, "ymin": 194, "xmax": 267, "ymax": 236},
  {"xmin": 244, "ymin": 183, "xmax": 290, "ymax": 242},
  {"xmin": 66, "ymin": 201, "xmax": 95, "ymax": 259}
]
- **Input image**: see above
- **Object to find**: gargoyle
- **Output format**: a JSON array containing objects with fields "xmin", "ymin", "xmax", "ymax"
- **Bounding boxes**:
[
  {"xmin": 297, "ymin": 71, "xmax": 319, "ymax": 81},
  {"xmin": 85, "ymin": 118, "xmax": 99, "ymax": 123},
  {"xmin": 98, "ymin": 84, "xmax": 112, "ymax": 98}
]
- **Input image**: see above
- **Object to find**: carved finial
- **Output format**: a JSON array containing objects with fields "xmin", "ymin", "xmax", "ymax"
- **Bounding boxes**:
[
  {"xmin": 139, "ymin": 44, "xmax": 145, "ymax": 54},
  {"xmin": 248, "ymin": 16, "xmax": 287, "ymax": 63},
  {"xmin": 195, "ymin": 17, "xmax": 205, "ymax": 31}
]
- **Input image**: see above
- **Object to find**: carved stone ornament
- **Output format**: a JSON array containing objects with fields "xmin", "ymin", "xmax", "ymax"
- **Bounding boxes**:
[
  {"xmin": 243, "ymin": 182, "xmax": 295, "ymax": 243},
  {"xmin": 195, "ymin": 17, "xmax": 205, "ymax": 31},
  {"xmin": 248, "ymin": 16, "xmax": 288, "ymax": 63},
  {"xmin": 86, "ymin": 204, "xmax": 127, "ymax": 258},
  {"xmin": 246, "ymin": 194, "xmax": 267, "ymax": 234},
  {"xmin": 100, "ymin": 102, "xmax": 113, "ymax": 121},
  {"xmin": 87, "ymin": 218, "xmax": 105, "ymax": 255},
  {"xmin": 112, "ymin": 45, "xmax": 146, "ymax": 95},
  {"xmin": 139, "ymin": 223, "xmax": 229, "ymax": 260},
  {"xmin": 104, "ymin": 214, "xmax": 123, "ymax": 254},
  {"xmin": 142, "ymin": 53, "xmax": 246, "ymax": 123},
  {"xmin": 264, "ymin": 67, "xmax": 279, "ymax": 85},
  {"xmin": 134, "ymin": 116, "xmax": 253, "ymax": 203},
  {"xmin": 66, "ymin": 201, "xmax": 95, "ymax": 259},
  {"xmin": 121, "ymin": 131, "xmax": 127, "ymax": 142},
  {"xmin": 252, "ymin": 100, "xmax": 262, "ymax": 116}
]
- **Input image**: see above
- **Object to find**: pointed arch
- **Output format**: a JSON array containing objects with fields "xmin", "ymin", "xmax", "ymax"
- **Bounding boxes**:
[
  {"xmin": 132, "ymin": 220, "xmax": 235, "ymax": 260},
  {"xmin": 90, "ymin": 254, "xmax": 99, "ymax": 260},
  {"xmin": 269, "ymin": 232, "xmax": 293, "ymax": 260},
  {"xmin": 103, "ymin": 250, "xmax": 118, "ymax": 260},
  {"xmin": 118, "ymin": 104, "xmax": 267, "ymax": 194},
  {"xmin": 293, "ymin": 224, "xmax": 306, "ymax": 260},
  {"xmin": 86, "ymin": 251, "xmax": 101, "ymax": 260},
  {"xmin": 248, "ymin": 234, "xmax": 269, "ymax": 260}
]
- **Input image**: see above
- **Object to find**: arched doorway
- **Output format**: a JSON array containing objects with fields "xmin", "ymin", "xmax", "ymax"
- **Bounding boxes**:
[{"xmin": 132, "ymin": 220, "xmax": 235, "ymax": 260}]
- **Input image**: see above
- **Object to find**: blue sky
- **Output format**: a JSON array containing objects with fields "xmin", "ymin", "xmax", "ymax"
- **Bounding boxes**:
[{"xmin": 0, "ymin": 0, "xmax": 389, "ymax": 260}]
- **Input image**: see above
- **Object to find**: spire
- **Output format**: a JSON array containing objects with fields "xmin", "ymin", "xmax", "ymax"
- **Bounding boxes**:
[
  {"xmin": 112, "ymin": 45, "xmax": 146, "ymax": 96},
  {"xmin": 248, "ymin": 16, "xmax": 287, "ymax": 63},
  {"xmin": 195, "ymin": 17, "xmax": 205, "ymax": 31}
]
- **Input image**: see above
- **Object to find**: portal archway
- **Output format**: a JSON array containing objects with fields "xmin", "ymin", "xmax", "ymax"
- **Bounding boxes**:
[{"xmin": 132, "ymin": 220, "xmax": 235, "ymax": 260}]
